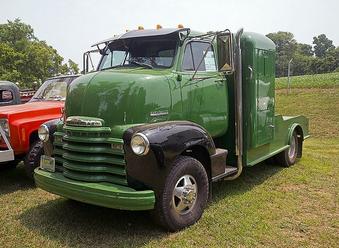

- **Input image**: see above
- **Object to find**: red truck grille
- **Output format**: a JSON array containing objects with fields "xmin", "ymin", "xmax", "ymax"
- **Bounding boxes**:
[{"xmin": 52, "ymin": 125, "xmax": 127, "ymax": 186}]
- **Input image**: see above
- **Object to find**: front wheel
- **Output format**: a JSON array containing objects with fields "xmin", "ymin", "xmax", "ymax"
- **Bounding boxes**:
[
  {"xmin": 152, "ymin": 156, "xmax": 209, "ymax": 231},
  {"xmin": 24, "ymin": 140, "xmax": 44, "ymax": 179}
]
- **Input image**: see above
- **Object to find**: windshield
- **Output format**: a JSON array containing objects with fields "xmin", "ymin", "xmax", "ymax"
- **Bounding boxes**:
[
  {"xmin": 30, "ymin": 77, "xmax": 75, "ymax": 102},
  {"xmin": 98, "ymin": 35, "xmax": 178, "ymax": 70}
]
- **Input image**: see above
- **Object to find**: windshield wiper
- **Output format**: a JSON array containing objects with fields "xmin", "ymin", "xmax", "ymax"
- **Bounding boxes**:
[{"xmin": 127, "ymin": 60, "xmax": 153, "ymax": 69}]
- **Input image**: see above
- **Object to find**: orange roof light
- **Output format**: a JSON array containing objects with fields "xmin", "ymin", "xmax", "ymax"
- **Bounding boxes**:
[
  {"xmin": 138, "ymin": 26, "xmax": 144, "ymax": 30},
  {"xmin": 178, "ymin": 24, "xmax": 184, "ymax": 28},
  {"xmin": 156, "ymin": 24, "xmax": 162, "ymax": 30}
]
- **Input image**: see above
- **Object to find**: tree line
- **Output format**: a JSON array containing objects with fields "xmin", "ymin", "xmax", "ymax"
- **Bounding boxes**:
[
  {"xmin": 1, "ymin": 19, "xmax": 338, "ymax": 88},
  {"xmin": 0, "ymin": 19, "xmax": 79, "ymax": 88},
  {"xmin": 266, "ymin": 32, "xmax": 338, "ymax": 77}
]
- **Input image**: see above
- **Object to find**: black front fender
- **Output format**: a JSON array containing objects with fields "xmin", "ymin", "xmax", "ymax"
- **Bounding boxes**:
[{"xmin": 123, "ymin": 121, "xmax": 216, "ymax": 191}]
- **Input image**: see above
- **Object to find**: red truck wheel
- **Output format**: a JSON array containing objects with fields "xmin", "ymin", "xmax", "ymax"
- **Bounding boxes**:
[
  {"xmin": 24, "ymin": 141, "xmax": 44, "ymax": 179},
  {"xmin": 152, "ymin": 156, "xmax": 209, "ymax": 231}
]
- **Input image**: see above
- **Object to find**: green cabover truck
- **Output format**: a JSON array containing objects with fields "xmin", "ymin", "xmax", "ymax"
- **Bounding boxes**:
[{"xmin": 34, "ymin": 27, "xmax": 309, "ymax": 231}]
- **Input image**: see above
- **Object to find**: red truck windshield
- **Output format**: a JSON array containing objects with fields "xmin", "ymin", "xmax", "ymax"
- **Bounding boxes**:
[
  {"xmin": 98, "ymin": 36, "xmax": 178, "ymax": 70},
  {"xmin": 30, "ymin": 77, "xmax": 73, "ymax": 102}
]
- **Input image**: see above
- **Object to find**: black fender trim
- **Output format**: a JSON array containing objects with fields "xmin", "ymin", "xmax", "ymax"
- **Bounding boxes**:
[
  {"xmin": 123, "ymin": 121, "xmax": 223, "ymax": 192},
  {"xmin": 42, "ymin": 118, "xmax": 62, "ymax": 156}
]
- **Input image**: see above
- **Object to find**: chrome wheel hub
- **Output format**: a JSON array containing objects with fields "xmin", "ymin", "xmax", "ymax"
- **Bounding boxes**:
[
  {"xmin": 172, "ymin": 175, "xmax": 197, "ymax": 215},
  {"xmin": 288, "ymin": 135, "xmax": 297, "ymax": 159}
]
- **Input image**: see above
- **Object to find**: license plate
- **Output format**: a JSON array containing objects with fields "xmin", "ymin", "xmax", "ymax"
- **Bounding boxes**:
[{"xmin": 40, "ymin": 155, "xmax": 55, "ymax": 172}]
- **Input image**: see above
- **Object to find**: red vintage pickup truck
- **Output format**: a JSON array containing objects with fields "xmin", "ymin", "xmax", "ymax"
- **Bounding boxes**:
[{"xmin": 0, "ymin": 75, "xmax": 79, "ymax": 178}]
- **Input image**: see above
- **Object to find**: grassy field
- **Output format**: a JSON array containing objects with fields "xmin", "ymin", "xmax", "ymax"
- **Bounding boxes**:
[
  {"xmin": 0, "ymin": 75, "xmax": 338, "ymax": 247},
  {"xmin": 276, "ymin": 72, "xmax": 339, "ymax": 89}
]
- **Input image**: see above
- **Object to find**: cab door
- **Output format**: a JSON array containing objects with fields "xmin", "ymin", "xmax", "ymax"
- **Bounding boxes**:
[{"xmin": 179, "ymin": 40, "xmax": 228, "ymax": 137}]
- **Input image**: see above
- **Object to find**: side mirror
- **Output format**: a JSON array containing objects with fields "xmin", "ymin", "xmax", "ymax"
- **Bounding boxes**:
[{"xmin": 217, "ymin": 33, "xmax": 234, "ymax": 73}]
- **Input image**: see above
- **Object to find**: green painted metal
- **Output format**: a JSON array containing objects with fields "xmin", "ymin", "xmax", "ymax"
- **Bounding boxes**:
[
  {"xmin": 35, "ymin": 29, "xmax": 309, "ymax": 211},
  {"xmin": 215, "ymin": 32, "xmax": 309, "ymax": 166},
  {"xmin": 34, "ymin": 168, "xmax": 155, "ymax": 210}
]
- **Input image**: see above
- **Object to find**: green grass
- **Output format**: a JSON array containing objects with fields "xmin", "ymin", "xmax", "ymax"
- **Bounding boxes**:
[
  {"xmin": 276, "ymin": 72, "xmax": 339, "ymax": 89},
  {"xmin": 0, "ymin": 80, "xmax": 338, "ymax": 247}
]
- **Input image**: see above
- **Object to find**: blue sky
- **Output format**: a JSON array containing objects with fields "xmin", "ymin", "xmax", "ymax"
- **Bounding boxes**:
[{"xmin": 0, "ymin": 0, "xmax": 337, "ymax": 67}]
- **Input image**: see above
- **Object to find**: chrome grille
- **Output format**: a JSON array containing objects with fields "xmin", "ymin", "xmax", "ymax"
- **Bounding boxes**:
[{"xmin": 52, "ymin": 125, "xmax": 127, "ymax": 186}]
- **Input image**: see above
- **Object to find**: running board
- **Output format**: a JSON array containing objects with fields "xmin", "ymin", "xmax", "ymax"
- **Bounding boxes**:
[{"xmin": 212, "ymin": 166, "xmax": 238, "ymax": 182}]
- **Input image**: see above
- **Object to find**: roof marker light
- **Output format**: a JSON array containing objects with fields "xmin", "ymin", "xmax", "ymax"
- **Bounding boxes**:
[
  {"xmin": 138, "ymin": 26, "xmax": 144, "ymax": 30},
  {"xmin": 156, "ymin": 24, "xmax": 162, "ymax": 30},
  {"xmin": 178, "ymin": 24, "xmax": 184, "ymax": 28}
]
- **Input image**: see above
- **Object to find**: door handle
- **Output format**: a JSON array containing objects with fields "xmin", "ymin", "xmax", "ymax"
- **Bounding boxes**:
[{"xmin": 248, "ymin": 66, "xmax": 253, "ymax": 80}]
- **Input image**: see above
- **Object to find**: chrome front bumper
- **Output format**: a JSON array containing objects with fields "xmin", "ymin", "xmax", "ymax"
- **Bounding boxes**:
[{"xmin": 0, "ymin": 126, "xmax": 14, "ymax": 162}]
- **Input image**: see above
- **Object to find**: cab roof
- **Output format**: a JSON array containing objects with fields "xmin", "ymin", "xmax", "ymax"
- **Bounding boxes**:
[{"xmin": 92, "ymin": 28, "xmax": 191, "ymax": 47}]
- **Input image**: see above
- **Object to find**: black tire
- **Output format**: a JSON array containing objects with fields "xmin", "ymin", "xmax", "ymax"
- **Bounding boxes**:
[
  {"xmin": 24, "ymin": 140, "xmax": 44, "ymax": 179},
  {"xmin": 152, "ymin": 156, "xmax": 209, "ymax": 231},
  {"xmin": 275, "ymin": 131, "xmax": 299, "ymax": 167}
]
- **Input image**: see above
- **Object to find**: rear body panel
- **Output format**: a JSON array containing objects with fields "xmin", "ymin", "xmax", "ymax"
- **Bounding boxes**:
[
  {"xmin": 246, "ymin": 115, "xmax": 309, "ymax": 166},
  {"xmin": 214, "ymin": 32, "xmax": 309, "ymax": 167}
]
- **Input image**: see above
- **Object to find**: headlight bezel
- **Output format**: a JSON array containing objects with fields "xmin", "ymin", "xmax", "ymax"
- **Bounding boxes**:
[
  {"xmin": 131, "ymin": 133, "xmax": 150, "ymax": 156},
  {"xmin": 0, "ymin": 118, "xmax": 10, "ymax": 138},
  {"xmin": 38, "ymin": 124, "xmax": 49, "ymax": 142}
]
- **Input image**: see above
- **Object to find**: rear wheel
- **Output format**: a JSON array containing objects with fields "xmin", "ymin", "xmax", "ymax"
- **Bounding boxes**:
[
  {"xmin": 276, "ymin": 131, "xmax": 299, "ymax": 167},
  {"xmin": 24, "ymin": 140, "xmax": 44, "ymax": 179},
  {"xmin": 152, "ymin": 156, "xmax": 209, "ymax": 231}
]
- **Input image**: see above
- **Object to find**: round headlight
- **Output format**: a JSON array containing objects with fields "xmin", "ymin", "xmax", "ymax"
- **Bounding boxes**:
[
  {"xmin": 38, "ymin": 124, "xmax": 49, "ymax": 142},
  {"xmin": 131, "ymin": 133, "xmax": 150, "ymax": 156}
]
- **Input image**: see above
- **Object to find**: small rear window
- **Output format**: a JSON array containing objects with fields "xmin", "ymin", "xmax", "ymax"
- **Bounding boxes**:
[{"xmin": 0, "ymin": 90, "xmax": 13, "ymax": 102}]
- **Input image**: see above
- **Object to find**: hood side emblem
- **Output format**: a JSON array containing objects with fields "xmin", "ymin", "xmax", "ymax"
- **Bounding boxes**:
[{"xmin": 150, "ymin": 110, "xmax": 169, "ymax": 117}]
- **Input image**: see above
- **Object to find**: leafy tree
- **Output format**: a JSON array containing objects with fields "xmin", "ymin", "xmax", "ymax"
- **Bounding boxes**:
[
  {"xmin": 66, "ymin": 59, "xmax": 80, "ymax": 75},
  {"xmin": 266, "ymin": 32, "xmax": 297, "ymax": 77},
  {"xmin": 267, "ymin": 31, "xmax": 338, "ymax": 76},
  {"xmin": 313, "ymin": 34, "xmax": 335, "ymax": 58},
  {"xmin": 0, "ymin": 19, "xmax": 79, "ymax": 88},
  {"xmin": 290, "ymin": 54, "xmax": 313, "ymax": 75},
  {"xmin": 311, "ymin": 47, "xmax": 339, "ymax": 74},
  {"xmin": 296, "ymin": 43, "xmax": 313, "ymax": 57}
]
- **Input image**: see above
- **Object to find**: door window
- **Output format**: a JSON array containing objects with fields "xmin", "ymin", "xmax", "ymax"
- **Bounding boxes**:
[{"xmin": 182, "ymin": 42, "xmax": 217, "ymax": 72}]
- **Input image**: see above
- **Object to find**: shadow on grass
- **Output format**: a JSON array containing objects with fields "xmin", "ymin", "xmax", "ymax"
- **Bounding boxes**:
[
  {"xmin": 19, "ymin": 199, "xmax": 165, "ymax": 247},
  {"xmin": 0, "ymin": 163, "xmax": 35, "ymax": 195},
  {"xmin": 18, "ymin": 162, "xmax": 283, "ymax": 247},
  {"xmin": 212, "ymin": 162, "xmax": 284, "ymax": 201}
]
